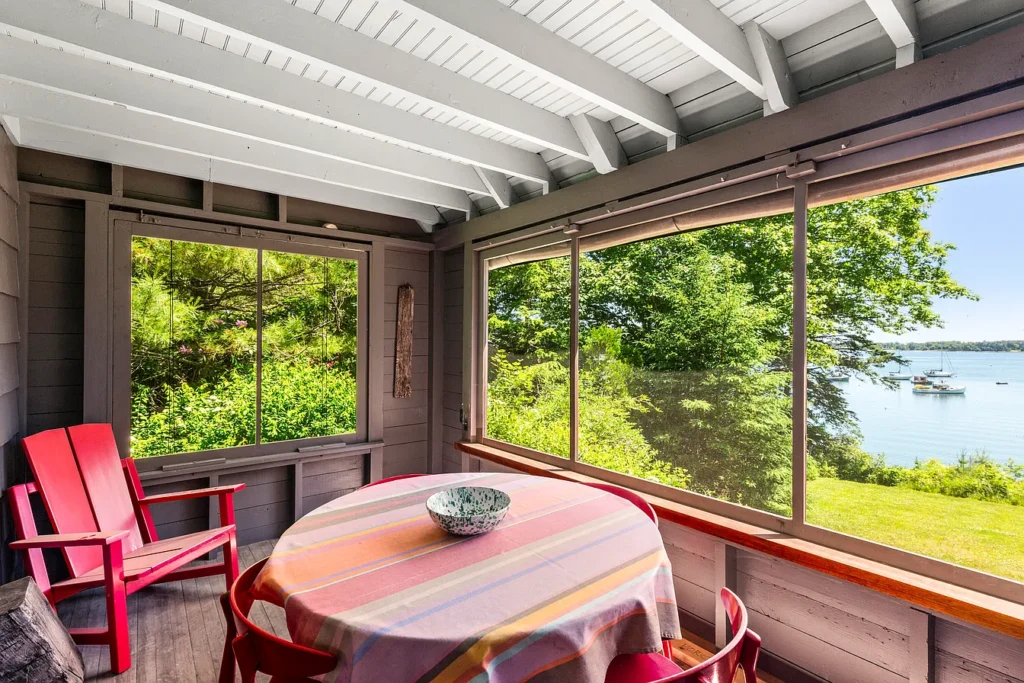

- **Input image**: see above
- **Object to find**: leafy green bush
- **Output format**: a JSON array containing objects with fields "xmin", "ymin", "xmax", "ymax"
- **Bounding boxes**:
[{"xmin": 130, "ymin": 360, "xmax": 356, "ymax": 459}]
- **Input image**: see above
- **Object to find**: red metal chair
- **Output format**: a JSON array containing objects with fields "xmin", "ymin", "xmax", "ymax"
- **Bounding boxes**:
[
  {"xmin": 360, "ymin": 473, "xmax": 429, "ymax": 489},
  {"xmin": 8, "ymin": 424, "xmax": 244, "ymax": 674},
  {"xmin": 586, "ymin": 482, "xmax": 658, "ymax": 526},
  {"xmin": 219, "ymin": 557, "xmax": 337, "ymax": 683},
  {"xmin": 605, "ymin": 588, "xmax": 761, "ymax": 683}
]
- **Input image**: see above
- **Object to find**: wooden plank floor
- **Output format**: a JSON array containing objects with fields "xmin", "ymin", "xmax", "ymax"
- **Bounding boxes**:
[
  {"xmin": 61, "ymin": 539, "xmax": 283, "ymax": 683},
  {"xmin": 64, "ymin": 538, "xmax": 784, "ymax": 682}
]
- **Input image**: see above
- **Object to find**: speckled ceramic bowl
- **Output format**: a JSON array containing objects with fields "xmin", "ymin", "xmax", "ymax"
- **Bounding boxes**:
[{"xmin": 426, "ymin": 486, "xmax": 511, "ymax": 536}]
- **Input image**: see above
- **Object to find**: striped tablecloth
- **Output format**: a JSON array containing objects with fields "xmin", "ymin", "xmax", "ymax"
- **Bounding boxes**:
[{"xmin": 253, "ymin": 472, "xmax": 681, "ymax": 683}]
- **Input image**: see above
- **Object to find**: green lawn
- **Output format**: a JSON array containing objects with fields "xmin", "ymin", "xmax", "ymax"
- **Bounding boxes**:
[{"xmin": 806, "ymin": 479, "xmax": 1024, "ymax": 581}]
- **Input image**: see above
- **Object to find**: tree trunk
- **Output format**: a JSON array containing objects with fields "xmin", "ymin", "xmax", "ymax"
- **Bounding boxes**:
[
  {"xmin": 0, "ymin": 577, "xmax": 84, "ymax": 683},
  {"xmin": 394, "ymin": 283, "xmax": 415, "ymax": 399}
]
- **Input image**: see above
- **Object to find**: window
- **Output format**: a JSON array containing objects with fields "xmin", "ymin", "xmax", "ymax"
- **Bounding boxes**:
[
  {"xmin": 805, "ymin": 171, "xmax": 1024, "ymax": 582},
  {"xmin": 579, "ymin": 219, "xmax": 794, "ymax": 516},
  {"xmin": 124, "ymin": 224, "xmax": 363, "ymax": 460},
  {"xmin": 485, "ymin": 248, "xmax": 571, "ymax": 458}
]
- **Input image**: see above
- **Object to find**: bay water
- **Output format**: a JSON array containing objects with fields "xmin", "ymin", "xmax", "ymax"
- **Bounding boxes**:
[{"xmin": 837, "ymin": 351, "xmax": 1024, "ymax": 466}]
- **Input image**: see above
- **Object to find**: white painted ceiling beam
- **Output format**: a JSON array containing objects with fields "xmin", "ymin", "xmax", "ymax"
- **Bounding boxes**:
[
  {"xmin": 0, "ymin": 36, "xmax": 487, "ymax": 195},
  {"xmin": 864, "ymin": 0, "xmax": 921, "ymax": 67},
  {"xmin": 392, "ymin": 0, "xmax": 679, "ymax": 138},
  {"xmin": 632, "ymin": 0, "xmax": 766, "ymax": 100},
  {"xmin": 474, "ymin": 168, "xmax": 517, "ymax": 210},
  {"xmin": 0, "ymin": 0, "xmax": 555, "ymax": 188},
  {"xmin": 569, "ymin": 114, "xmax": 627, "ymax": 175},
  {"xmin": 143, "ymin": 0, "xmax": 587, "ymax": 160},
  {"xmin": 0, "ymin": 80, "xmax": 472, "ymax": 212},
  {"xmin": 17, "ymin": 120, "xmax": 443, "ymax": 224},
  {"xmin": 743, "ymin": 23, "xmax": 798, "ymax": 113}
]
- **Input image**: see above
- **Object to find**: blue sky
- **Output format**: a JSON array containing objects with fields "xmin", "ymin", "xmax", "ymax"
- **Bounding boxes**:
[{"xmin": 875, "ymin": 165, "xmax": 1024, "ymax": 343}]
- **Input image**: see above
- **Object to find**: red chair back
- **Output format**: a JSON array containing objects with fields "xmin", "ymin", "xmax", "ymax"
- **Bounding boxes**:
[
  {"xmin": 586, "ymin": 482, "xmax": 657, "ymax": 525},
  {"xmin": 674, "ymin": 588, "xmax": 760, "ymax": 682},
  {"xmin": 21, "ymin": 428, "xmax": 104, "ymax": 576},
  {"xmin": 220, "ymin": 558, "xmax": 336, "ymax": 683},
  {"xmin": 67, "ymin": 424, "xmax": 144, "ymax": 552},
  {"xmin": 360, "ymin": 473, "xmax": 429, "ymax": 489}
]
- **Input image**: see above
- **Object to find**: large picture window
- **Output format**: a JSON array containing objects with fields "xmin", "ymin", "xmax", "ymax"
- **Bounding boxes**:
[
  {"xmin": 477, "ymin": 157, "xmax": 1024, "ymax": 598},
  {"xmin": 805, "ymin": 171, "xmax": 1024, "ymax": 583},
  {"xmin": 123, "ymin": 223, "xmax": 364, "ymax": 461}
]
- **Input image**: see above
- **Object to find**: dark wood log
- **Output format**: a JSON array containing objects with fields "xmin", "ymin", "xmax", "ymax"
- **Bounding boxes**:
[
  {"xmin": 0, "ymin": 577, "xmax": 84, "ymax": 682},
  {"xmin": 394, "ymin": 283, "xmax": 415, "ymax": 399}
]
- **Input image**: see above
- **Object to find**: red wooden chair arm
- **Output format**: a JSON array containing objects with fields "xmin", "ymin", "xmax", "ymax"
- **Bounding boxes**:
[
  {"xmin": 10, "ymin": 530, "xmax": 130, "ymax": 550},
  {"xmin": 138, "ymin": 484, "xmax": 246, "ymax": 505}
]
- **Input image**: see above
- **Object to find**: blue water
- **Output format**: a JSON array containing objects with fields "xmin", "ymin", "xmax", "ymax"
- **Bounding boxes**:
[{"xmin": 838, "ymin": 351, "xmax": 1024, "ymax": 466}]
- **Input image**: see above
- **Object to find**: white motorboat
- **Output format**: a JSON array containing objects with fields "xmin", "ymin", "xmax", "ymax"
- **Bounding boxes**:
[
  {"xmin": 826, "ymin": 370, "xmax": 850, "ymax": 382},
  {"xmin": 887, "ymin": 372, "xmax": 912, "ymax": 380},
  {"xmin": 913, "ymin": 383, "xmax": 966, "ymax": 395}
]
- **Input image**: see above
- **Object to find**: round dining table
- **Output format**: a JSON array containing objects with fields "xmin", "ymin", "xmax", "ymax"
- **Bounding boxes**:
[{"xmin": 253, "ymin": 472, "xmax": 681, "ymax": 683}]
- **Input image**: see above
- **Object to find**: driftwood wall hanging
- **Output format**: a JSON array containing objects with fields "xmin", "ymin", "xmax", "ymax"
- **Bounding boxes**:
[{"xmin": 393, "ymin": 283, "xmax": 415, "ymax": 399}]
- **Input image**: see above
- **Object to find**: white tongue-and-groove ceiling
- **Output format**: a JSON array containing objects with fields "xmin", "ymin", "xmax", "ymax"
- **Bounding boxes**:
[{"xmin": 0, "ymin": 0, "xmax": 1021, "ymax": 230}]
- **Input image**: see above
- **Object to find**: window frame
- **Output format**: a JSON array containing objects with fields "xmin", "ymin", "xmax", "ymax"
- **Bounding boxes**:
[
  {"xmin": 472, "ymin": 160, "xmax": 1024, "ymax": 604},
  {"xmin": 111, "ymin": 215, "xmax": 369, "ymax": 470}
]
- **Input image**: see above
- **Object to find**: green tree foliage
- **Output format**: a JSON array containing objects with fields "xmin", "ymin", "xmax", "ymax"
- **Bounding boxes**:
[{"xmin": 487, "ymin": 187, "xmax": 974, "ymax": 514}]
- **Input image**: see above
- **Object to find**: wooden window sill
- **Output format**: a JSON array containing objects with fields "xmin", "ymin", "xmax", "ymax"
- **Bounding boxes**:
[{"xmin": 455, "ymin": 440, "xmax": 1024, "ymax": 640}]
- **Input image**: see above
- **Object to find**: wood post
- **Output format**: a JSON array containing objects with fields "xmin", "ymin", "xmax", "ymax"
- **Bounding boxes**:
[{"xmin": 0, "ymin": 577, "xmax": 84, "ymax": 682}]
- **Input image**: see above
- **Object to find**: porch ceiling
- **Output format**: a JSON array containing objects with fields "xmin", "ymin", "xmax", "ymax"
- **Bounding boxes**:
[{"xmin": 0, "ymin": 0, "xmax": 1022, "ymax": 230}]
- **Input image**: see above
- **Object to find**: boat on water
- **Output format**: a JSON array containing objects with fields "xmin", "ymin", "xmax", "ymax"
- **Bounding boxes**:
[
  {"xmin": 997, "ymin": 381, "xmax": 1009, "ymax": 385},
  {"xmin": 924, "ymin": 351, "xmax": 955, "ymax": 377},
  {"xmin": 887, "ymin": 372, "xmax": 912, "ymax": 380},
  {"xmin": 826, "ymin": 371, "xmax": 850, "ymax": 382},
  {"xmin": 911, "ymin": 375, "xmax": 932, "ymax": 385},
  {"xmin": 912, "ymin": 382, "xmax": 966, "ymax": 395}
]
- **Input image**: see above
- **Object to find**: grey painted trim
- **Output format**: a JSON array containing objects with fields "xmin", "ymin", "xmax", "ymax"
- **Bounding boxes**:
[
  {"xmin": 111, "ymin": 165, "xmax": 124, "ymax": 199},
  {"xmin": 714, "ymin": 543, "xmax": 738, "ymax": 648},
  {"xmin": 367, "ymin": 239, "xmax": 385, "ymax": 481},
  {"xmin": 292, "ymin": 461, "xmax": 303, "ymax": 521},
  {"xmin": 792, "ymin": 179, "xmax": 809, "ymax": 527},
  {"xmin": 19, "ymin": 182, "xmax": 434, "ymax": 253},
  {"xmin": 909, "ymin": 609, "xmax": 935, "ymax": 683},
  {"xmin": 16, "ymin": 187, "xmax": 28, "ymax": 436},
  {"xmin": 428, "ymin": 249, "xmax": 444, "ymax": 474},
  {"xmin": 83, "ymin": 200, "xmax": 111, "ymax": 423}
]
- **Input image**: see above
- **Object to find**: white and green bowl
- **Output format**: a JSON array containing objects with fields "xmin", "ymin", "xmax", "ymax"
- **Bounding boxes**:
[{"xmin": 426, "ymin": 486, "xmax": 511, "ymax": 536}]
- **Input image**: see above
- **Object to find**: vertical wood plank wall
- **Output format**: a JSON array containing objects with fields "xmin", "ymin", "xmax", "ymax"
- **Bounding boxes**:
[
  {"xmin": 446, "ymin": 247, "xmax": 1024, "ymax": 683},
  {"xmin": 441, "ymin": 248, "xmax": 464, "ymax": 473},
  {"xmin": 382, "ymin": 248, "xmax": 430, "ymax": 478},
  {"xmin": 0, "ymin": 128, "xmax": 20, "ymax": 581},
  {"xmin": 25, "ymin": 198, "xmax": 84, "ymax": 433}
]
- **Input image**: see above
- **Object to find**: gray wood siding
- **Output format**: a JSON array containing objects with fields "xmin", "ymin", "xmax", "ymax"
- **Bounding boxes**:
[
  {"xmin": 26, "ymin": 198, "xmax": 84, "ymax": 434},
  {"xmin": 441, "ymin": 248, "xmax": 463, "ymax": 474},
  {"xmin": 0, "ymin": 126, "xmax": 19, "ymax": 582},
  {"xmin": 381, "ymin": 248, "xmax": 430, "ymax": 478}
]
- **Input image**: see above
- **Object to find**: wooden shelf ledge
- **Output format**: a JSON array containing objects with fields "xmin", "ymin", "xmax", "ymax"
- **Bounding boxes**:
[{"xmin": 456, "ymin": 440, "xmax": 1024, "ymax": 640}]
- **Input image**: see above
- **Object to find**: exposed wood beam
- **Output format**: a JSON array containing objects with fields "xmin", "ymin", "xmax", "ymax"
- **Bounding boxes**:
[
  {"xmin": 632, "ymin": 0, "xmax": 765, "ymax": 100},
  {"xmin": 0, "ymin": 80, "xmax": 472, "ymax": 212},
  {"xmin": 392, "ymin": 0, "xmax": 679, "ymax": 138},
  {"xmin": 0, "ymin": 37, "xmax": 486, "ymax": 195},
  {"xmin": 143, "ymin": 0, "xmax": 587, "ymax": 159},
  {"xmin": 865, "ymin": 0, "xmax": 921, "ymax": 67},
  {"xmin": 0, "ymin": 0, "xmax": 554, "ymax": 187},
  {"xmin": 743, "ymin": 23, "xmax": 798, "ymax": 114},
  {"xmin": 569, "ymin": 114, "xmax": 627, "ymax": 175},
  {"xmin": 474, "ymin": 168, "xmax": 517, "ymax": 210},
  {"xmin": 17, "ymin": 120, "xmax": 443, "ymax": 225}
]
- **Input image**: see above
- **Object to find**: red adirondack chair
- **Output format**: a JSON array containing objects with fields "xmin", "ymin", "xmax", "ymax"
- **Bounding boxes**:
[
  {"xmin": 8, "ymin": 424, "xmax": 244, "ymax": 674},
  {"xmin": 219, "ymin": 557, "xmax": 337, "ymax": 683},
  {"xmin": 604, "ymin": 588, "xmax": 762, "ymax": 683}
]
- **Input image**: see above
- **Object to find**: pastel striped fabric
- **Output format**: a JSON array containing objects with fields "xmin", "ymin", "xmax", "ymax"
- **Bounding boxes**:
[{"xmin": 253, "ymin": 472, "xmax": 681, "ymax": 683}]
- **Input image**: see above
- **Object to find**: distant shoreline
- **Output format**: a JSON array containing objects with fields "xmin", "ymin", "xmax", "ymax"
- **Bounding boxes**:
[{"xmin": 880, "ymin": 340, "xmax": 1024, "ymax": 352}]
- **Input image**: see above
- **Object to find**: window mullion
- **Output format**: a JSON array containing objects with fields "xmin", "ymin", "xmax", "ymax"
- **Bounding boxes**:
[
  {"xmin": 792, "ymin": 181, "xmax": 809, "ymax": 527},
  {"xmin": 570, "ymin": 236, "xmax": 580, "ymax": 466},
  {"xmin": 255, "ymin": 248, "xmax": 264, "ymax": 446}
]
